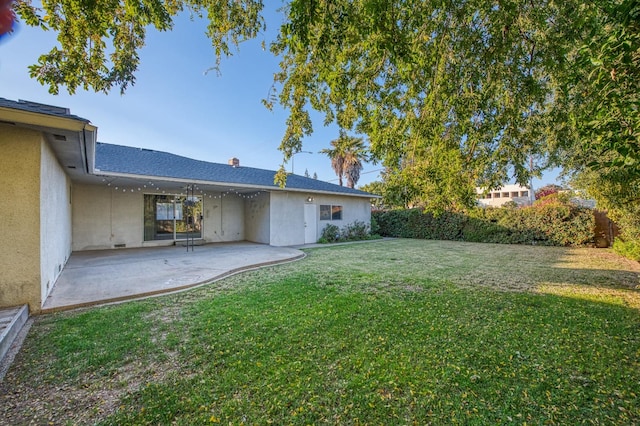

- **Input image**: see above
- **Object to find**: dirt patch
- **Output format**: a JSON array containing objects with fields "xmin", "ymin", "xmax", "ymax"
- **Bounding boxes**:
[{"xmin": 0, "ymin": 351, "xmax": 186, "ymax": 425}]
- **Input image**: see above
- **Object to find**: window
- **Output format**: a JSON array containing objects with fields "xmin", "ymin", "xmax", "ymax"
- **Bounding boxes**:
[
  {"xmin": 332, "ymin": 205, "xmax": 343, "ymax": 220},
  {"xmin": 144, "ymin": 194, "xmax": 203, "ymax": 241},
  {"xmin": 320, "ymin": 204, "xmax": 343, "ymax": 221},
  {"xmin": 320, "ymin": 205, "xmax": 331, "ymax": 220},
  {"xmin": 520, "ymin": 191, "xmax": 528, "ymax": 197}
]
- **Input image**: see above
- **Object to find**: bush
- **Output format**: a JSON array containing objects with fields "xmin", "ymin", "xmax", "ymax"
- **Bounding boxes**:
[
  {"xmin": 373, "ymin": 201, "xmax": 595, "ymax": 247},
  {"xmin": 608, "ymin": 203, "xmax": 640, "ymax": 262},
  {"xmin": 318, "ymin": 221, "xmax": 376, "ymax": 244},
  {"xmin": 370, "ymin": 215, "xmax": 380, "ymax": 236},
  {"xmin": 319, "ymin": 224, "xmax": 341, "ymax": 243},
  {"xmin": 373, "ymin": 209, "xmax": 466, "ymax": 240},
  {"xmin": 341, "ymin": 221, "xmax": 370, "ymax": 241},
  {"xmin": 612, "ymin": 238, "xmax": 640, "ymax": 261}
]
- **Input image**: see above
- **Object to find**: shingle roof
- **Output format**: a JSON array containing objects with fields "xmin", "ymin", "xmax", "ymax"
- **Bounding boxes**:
[
  {"xmin": 96, "ymin": 143, "xmax": 375, "ymax": 197},
  {"xmin": 0, "ymin": 98, "xmax": 89, "ymax": 122}
]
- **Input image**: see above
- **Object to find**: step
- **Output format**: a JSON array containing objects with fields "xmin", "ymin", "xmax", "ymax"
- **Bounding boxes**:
[{"xmin": 0, "ymin": 305, "xmax": 29, "ymax": 363}]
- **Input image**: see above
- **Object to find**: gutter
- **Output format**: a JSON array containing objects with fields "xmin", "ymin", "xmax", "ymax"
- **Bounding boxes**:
[
  {"xmin": 0, "ymin": 107, "xmax": 89, "ymax": 132},
  {"xmin": 81, "ymin": 123, "xmax": 98, "ymax": 174}
]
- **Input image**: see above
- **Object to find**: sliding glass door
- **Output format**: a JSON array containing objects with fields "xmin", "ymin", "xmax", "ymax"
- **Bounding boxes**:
[{"xmin": 144, "ymin": 194, "xmax": 202, "ymax": 241}]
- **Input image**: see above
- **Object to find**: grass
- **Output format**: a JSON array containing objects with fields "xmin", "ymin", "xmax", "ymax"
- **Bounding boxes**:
[{"xmin": 1, "ymin": 239, "xmax": 639, "ymax": 424}]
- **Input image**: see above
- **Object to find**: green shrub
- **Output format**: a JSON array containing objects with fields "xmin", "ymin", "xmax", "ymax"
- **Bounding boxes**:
[
  {"xmin": 320, "ymin": 224, "xmax": 341, "ymax": 243},
  {"xmin": 613, "ymin": 238, "xmax": 640, "ymax": 261},
  {"xmin": 341, "ymin": 221, "xmax": 370, "ymax": 241},
  {"xmin": 373, "ymin": 209, "xmax": 411, "ymax": 238},
  {"xmin": 373, "ymin": 201, "xmax": 595, "ymax": 247},
  {"xmin": 608, "ymin": 203, "xmax": 640, "ymax": 262},
  {"xmin": 318, "ymin": 221, "xmax": 375, "ymax": 244},
  {"xmin": 373, "ymin": 209, "xmax": 466, "ymax": 240},
  {"xmin": 369, "ymin": 215, "xmax": 380, "ymax": 236}
]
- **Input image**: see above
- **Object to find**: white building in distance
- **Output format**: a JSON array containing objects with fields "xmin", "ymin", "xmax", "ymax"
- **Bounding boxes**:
[{"xmin": 476, "ymin": 184, "xmax": 534, "ymax": 207}]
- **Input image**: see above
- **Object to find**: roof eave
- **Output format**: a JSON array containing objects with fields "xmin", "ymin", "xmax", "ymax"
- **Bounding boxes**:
[
  {"xmin": 0, "ymin": 106, "xmax": 89, "ymax": 132},
  {"xmin": 93, "ymin": 170, "xmax": 380, "ymax": 198}
]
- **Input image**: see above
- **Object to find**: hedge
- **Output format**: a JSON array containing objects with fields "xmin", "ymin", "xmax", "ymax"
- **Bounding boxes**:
[{"xmin": 373, "ymin": 203, "xmax": 595, "ymax": 247}]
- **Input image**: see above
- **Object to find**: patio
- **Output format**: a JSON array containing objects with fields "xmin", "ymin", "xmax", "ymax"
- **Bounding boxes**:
[{"xmin": 41, "ymin": 242, "xmax": 305, "ymax": 313}]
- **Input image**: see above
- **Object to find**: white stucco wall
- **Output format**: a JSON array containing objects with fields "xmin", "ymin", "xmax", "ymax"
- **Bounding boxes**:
[
  {"xmin": 245, "ymin": 192, "xmax": 270, "ymax": 244},
  {"xmin": 39, "ymin": 139, "xmax": 72, "ymax": 306},
  {"xmin": 73, "ymin": 184, "xmax": 143, "ymax": 250},
  {"xmin": 72, "ymin": 183, "xmax": 370, "ymax": 249},
  {"xmin": 202, "ymin": 193, "xmax": 245, "ymax": 243},
  {"xmin": 221, "ymin": 195, "xmax": 244, "ymax": 241},
  {"xmin": 74, "ymin": 188, "xmax": 247, "ymax": 250},
  {"xmin": 268, "ymin": 192, "xmax": 372, "ymax": 246},
  {"xmin": 269, "ymin": 192, "xmax": 306, "ymax": 246},
  {"xmin": 312, "ymin": 194, "xmax": 372, "ymax": 240}
]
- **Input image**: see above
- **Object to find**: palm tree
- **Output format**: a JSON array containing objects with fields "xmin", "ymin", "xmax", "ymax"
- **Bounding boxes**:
[
  {"xmin": 321, "ymin": 135, "xmax": 369, "ymax": 187},
  {"xmin": 320, "ymin": 139, "xmax": 347, "ymax": 186},
  {"xmin": 344, "ymin": 152, "xmax": 364, "ymax": 188}
]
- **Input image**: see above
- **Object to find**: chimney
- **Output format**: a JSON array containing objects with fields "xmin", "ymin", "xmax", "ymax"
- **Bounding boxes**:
[{"xmin": 228, "ymin": 157, "xmax": 240, "ymax": 167}]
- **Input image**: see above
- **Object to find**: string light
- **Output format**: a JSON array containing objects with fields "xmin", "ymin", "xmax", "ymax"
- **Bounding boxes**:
[{"xmin": 103, "ymin": 179, "xmax": 265, "ymax": 200}]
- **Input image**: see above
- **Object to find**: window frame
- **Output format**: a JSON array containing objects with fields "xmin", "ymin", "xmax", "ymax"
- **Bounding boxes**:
[{"xmin": 320, "ymin": 204, "xmax": 343, "ymax": 221}]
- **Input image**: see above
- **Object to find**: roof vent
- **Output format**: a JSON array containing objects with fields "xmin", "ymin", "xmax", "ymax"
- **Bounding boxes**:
[{"xmin": 228, "ymin": 157, "xmax": 240, "ymax": 167}]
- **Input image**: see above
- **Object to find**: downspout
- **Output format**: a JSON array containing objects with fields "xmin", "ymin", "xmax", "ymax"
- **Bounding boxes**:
[{"xmin": 83, "ymin": 127, "xmax": 90, "ymax": 173}]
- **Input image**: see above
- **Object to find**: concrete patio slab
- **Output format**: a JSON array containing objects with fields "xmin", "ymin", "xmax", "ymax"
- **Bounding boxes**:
[{"xmin": 42, "ymin": 242, "xmax": 304, "ymax": 313}]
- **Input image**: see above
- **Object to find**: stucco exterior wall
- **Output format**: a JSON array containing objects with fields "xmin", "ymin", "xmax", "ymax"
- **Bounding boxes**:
[
  {"xmin": 74, "ymin": 188, "xmax": 247, "ymax": 250},
  {"xmin": 40, "ymin": 138, "xmax": 72, "ymax": 306},
  {"xmin": 269, "ymin": 192, "xmax": 306, "ymax": 246},
  {"xmin": 0, "ymin": 125, "xmax": 42, "ymax": 311},
  {"xmin": 73, "ymin": 184, "xmax": 143, "ymax": 250},
  {"xmin": 312, "ymin": 194, "xmax": 372, "ymax": 239},
  {"xmin": 244, "ymin": 192, "xmax": 270, "ymax": 244},
  {"xmin": 203, "ymin": 194, "xmax": 245, "ymax": 243},
  {"xmin": 72, "ymin": 183, "xmax": 371, "ymax": 251},
  {"xmin": 268, "ymin": 192, "xmax": 372, "ymax": 246}
]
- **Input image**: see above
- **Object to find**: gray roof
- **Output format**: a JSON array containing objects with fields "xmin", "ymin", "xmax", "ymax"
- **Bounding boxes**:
[
  {"xmin": 96, "ymin": 143, "xmax": 375, "ymax": 197},
  {"xmin": 0, "ymin": 98, "xmax": 89, "ymax": 122}
]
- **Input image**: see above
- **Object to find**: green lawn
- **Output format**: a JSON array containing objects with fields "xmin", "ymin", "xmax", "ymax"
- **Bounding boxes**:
[{"xmin": 2, "ymin": 239, "xmax": 639, "ymax": 425}]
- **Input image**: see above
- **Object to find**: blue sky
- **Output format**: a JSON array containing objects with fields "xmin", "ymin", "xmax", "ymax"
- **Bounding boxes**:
[{"xmin": 0, "ymin": 6, "xmax": 558, "ymax": 189}]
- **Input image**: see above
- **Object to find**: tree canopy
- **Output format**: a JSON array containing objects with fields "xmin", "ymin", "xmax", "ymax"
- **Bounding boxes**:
[
  {"xmin": 14, "ymin": 0, "xmax": 265, "ymax": 94},
  {"xmin": 12, "ymin": 0, "xmax": 640, "ymax": 214}
]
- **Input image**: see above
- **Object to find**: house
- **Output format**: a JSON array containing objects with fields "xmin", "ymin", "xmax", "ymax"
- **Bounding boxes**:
[
  {"xmin": 0, "ymin": 98, "xmax": 376, "ymax": 313},
  {"xmin": 476, "ymin": 184, "xmax": 534, "ymax": 207}
]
